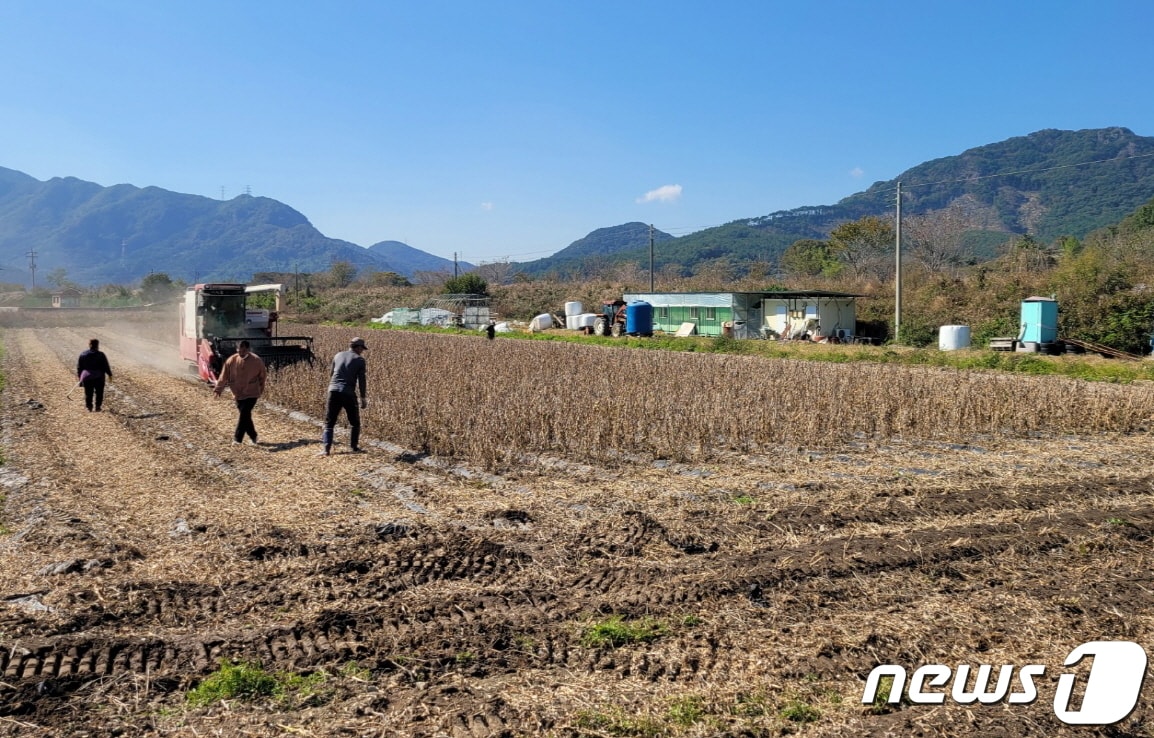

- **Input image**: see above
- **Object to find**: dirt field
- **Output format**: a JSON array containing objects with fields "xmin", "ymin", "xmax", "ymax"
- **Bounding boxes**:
[{"xmin": 3, "ymin": 319, "xmax": 1154, "ymax": 737}]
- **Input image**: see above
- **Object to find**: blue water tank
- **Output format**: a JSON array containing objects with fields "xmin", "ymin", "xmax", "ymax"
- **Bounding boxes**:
[
  {"xmin": 1020, "ymin": 297, "xmax": 1058, "ymax": 344},
  {"xmin": 625, "ymin": 300, "xmax": 653, "ymax": 336}
]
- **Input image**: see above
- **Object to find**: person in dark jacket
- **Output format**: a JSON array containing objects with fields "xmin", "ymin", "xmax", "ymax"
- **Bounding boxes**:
[
  {"xmin": 76, "ymin": 338, "xmax": 113, "ymax": 412},
  {"xmin": 320, "ymin": 337, "xmax": 368, "ymax": 456}
]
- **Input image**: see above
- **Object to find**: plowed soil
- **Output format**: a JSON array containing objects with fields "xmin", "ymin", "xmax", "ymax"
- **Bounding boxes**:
[{"xmin": 3, "ymin": 321, "xmax": 1154, "ymax": 737}]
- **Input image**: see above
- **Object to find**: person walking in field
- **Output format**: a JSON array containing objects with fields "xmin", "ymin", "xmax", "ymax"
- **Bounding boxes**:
[
  {"xmin": 320, "ymin": 336, "xmax": 368, "ymax": 456},
  {"xmin": 213, "ymin": 340, "xmax": 267, "ymax": 445},
  {"xmin": 76, "ymin": 338, "xmax": 113, "ymax": 412}
]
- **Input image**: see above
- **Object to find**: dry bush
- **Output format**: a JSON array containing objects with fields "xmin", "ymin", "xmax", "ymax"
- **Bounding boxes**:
[{"xmin": 264, "ymin": 326, "xmax": 1154, "ymax": 469}]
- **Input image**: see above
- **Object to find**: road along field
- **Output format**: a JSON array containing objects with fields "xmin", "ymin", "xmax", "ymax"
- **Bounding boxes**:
[{"xmin": 2, "ymin": 316, "xmax": 1154, "ymax": 736}]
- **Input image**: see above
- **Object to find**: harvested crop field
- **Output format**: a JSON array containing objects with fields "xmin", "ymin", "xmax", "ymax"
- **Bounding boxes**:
[{"xmin": 3, "ymin": 315, "xmax": 1154, "ymax": 737}]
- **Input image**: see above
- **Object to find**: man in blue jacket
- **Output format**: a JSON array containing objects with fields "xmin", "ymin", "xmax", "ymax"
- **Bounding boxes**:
[
  {"xmin": 320, "ymin": 337, "xmax": 368, "ymax": 455},
  {"xmin": 76, "ymin": 338, "xmax": 113, "ymax": 412}
]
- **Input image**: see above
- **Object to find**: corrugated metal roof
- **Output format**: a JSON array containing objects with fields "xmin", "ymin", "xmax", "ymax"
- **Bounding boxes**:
[
  {"xmin": 624, "ymin": 290, "xmax": 861, "ymax": 300},
  {"xmin": 745, "ymin": 290, "xmax": 861, "ymax": 298}
]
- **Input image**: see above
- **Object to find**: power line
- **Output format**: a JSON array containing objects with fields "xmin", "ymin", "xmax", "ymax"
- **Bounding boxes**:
[{"xmin": 457, "ymin": 247, "xmax": 559, "ymax": 262}]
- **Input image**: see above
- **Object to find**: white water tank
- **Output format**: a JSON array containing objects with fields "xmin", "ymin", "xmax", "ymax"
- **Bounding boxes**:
[{"xmin": 939, "ymin": 325, "xmax": 972, "ymax": 351}]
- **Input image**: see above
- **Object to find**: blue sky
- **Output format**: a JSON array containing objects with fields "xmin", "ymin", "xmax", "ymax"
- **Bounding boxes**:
[{"xmin": 2, "ymin": 1, "xmax": 1151, "ymax": 265}]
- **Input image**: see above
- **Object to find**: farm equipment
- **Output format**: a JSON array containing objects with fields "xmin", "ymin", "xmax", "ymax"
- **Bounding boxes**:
[
  {"xmin": 179, "ymin": 283, "xmax": 314, "ymax": 383},
  {"xmin": 592, "ymin": 300, "xmax": 627, "ymax": 337},
  {"xmin": 590, "ymin": 299, "xmax": 654, "ymax": 337}
]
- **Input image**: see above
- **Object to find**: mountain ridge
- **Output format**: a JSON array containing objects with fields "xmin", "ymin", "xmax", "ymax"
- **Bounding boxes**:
[
  {"xmin": 516, "ymin": 127, "xmax": 1154, "ymax": 276},
  {"xmin": 0, "ymin": 173, "xmax": 460, "ymax": 285},
  {"xmin": 2, "ymin": 127, "xmax": 1151, "ymax": 286}
]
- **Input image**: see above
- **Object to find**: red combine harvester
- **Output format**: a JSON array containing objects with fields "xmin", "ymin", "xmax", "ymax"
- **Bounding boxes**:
[{"xmin": 179, "ymin": 283, "xmax": 314, "ymax": 384}]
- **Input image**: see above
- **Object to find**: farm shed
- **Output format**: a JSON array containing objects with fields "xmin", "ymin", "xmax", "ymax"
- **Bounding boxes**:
[
  {"xmin": 51, "ymin": 288, "xmax": 82, "ymax": 308},
  {"xmin": 622, "ymin": 291, "xmax": 860, "ymax": 340}
]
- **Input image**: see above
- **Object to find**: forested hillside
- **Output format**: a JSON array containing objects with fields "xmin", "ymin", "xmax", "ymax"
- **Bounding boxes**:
[{"xmin": 517, "ymin": 127, "xmax": 1154, "ymax": 278}]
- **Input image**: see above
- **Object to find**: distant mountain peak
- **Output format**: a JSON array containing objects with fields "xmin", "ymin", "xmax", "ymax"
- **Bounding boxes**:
[
  {"xmin": 4, "ymin": 127, "xmax": 1152, "ymax": 285},
  {"xmin": 0, "ymin": 168, "xmax": 452, "ymax": 284}
]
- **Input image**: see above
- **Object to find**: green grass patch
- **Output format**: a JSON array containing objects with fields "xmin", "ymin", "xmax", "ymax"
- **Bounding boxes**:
[
  {"xmin": 580, "ymin": 615, "xmax": 667, "ymax": 648},
  {"xmin": 186, "ymin": 660, "xmax": 280, "ymax": 706},
  {"xmin": 703, "ymin": 335, "xmax": 750, "ymax": 354},
  {"xmin": 780, "ymin": 699, "xmax": 821, "ymax": 723},
  {"xmin": 868, "ymin": 674, "xmax": 898, "ymax": 714},
  {"xmin": 665, "ymin": 695, "xmax": 707, "ymax": 727},
  {"xmin": 186, "ymin": 659, "xmax": 355, "ymax": 708},
  {"xmin": 277, "ymin": 670, "xmax": 330, "ymax": 707}
]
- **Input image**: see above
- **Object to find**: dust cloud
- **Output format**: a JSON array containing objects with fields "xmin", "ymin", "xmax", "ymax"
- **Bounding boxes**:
[{"xmin": 0, "ymin": 306, "xmax": 193, "ymax": 378}]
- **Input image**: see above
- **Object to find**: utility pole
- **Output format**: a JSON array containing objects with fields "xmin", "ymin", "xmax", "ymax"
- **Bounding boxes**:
[
  {"xmin": 894, "ymin": 181, "xmax": 903, "ymax": 344},
  {"xmin": 453, "ymin": 252, "xmax": 459, "ymax": 279},
  {"xmin": 26, "ymin": 249, "xmax": 37, "ymax": 291},
  {"xmin": 649, "ymin": 224, "xmax": 655, "ymax": 292}
]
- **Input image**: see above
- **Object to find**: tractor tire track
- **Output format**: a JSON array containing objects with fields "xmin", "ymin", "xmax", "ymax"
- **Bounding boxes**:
[
  {"xmin": 3, "ymin": 499, "xmax": 1147, "ymax": 692},
  {"xmin": 5, "ymin": 322, "xmax": 1154, "ymax": 737}
]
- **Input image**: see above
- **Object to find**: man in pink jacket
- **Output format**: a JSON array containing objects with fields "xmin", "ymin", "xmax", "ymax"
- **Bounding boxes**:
[{"xmin": 213, "ymin": 340, "xmax": 268, "ymax": 445}]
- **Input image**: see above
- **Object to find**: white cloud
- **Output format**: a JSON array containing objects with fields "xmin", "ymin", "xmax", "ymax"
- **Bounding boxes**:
[
  {"xmin": 849, "ymin": 167, "xmax": 865, "ymax": 179},
  {"xmin": 637, "ymin": 184, "xmax": 682, "ymax": 204},
  {"xmin": 480, "ymin": 201, "xmax": 494, "ymax": 211}
]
